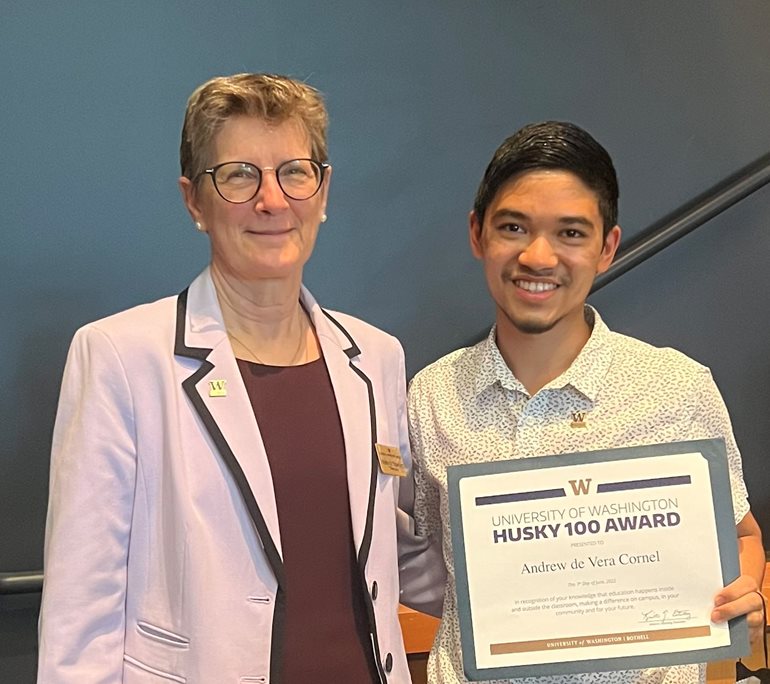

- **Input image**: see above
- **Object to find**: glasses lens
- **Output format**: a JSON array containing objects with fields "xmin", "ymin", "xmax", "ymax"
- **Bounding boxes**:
[
  {"xmin": 277, "ymin": 159, "xmax": 323, "ymax": 200},
  {"xmin": 213, "ymin": 162, "xmax": 260, "ymax": 203}
]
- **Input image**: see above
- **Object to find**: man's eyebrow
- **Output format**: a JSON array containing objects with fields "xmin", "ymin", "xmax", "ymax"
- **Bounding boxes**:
[
  {"xmin": 557, "ymin": 215, "xmax": 595, "ymax": 228},
  {"xmin": 489, "ymin": 209, "xmax": 530, "ymax": 222}
]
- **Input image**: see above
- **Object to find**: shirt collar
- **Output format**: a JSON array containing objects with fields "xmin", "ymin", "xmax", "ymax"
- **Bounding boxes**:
[
  {"xmin": 553, "ymin": 306, "xmax": 613, "ymax": 400},
  {"xmin": 472, "ymin": 305, "xmax": 613, "ymax": 401}
]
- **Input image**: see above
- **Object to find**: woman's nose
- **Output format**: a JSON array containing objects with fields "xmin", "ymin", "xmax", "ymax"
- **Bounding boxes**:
[
  {"xmin": 518, "ymin": 235, "xmax": 558, "ymax": 270},
  {"xmin": 254, "ymin": 170, "xmax": 290, "ymax": 212}
]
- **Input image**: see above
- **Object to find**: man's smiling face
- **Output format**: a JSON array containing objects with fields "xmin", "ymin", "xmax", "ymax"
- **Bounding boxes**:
[{"xmin": 470, "ymin": 168, "xmax": 620, "ymax": 337}]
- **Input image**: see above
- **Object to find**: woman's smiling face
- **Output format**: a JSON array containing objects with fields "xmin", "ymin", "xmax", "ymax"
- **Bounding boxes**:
[{"xmin": 181, "ymin": 115, "xmax": 330, "ymax": 284}]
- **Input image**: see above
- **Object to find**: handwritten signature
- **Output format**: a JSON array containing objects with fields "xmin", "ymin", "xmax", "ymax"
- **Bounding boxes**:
[{"xmin": 640, "ymin": 609, "xmax": 693, "ymax": 626}]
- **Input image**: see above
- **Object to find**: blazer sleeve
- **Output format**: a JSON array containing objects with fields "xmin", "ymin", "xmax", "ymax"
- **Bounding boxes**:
[
  {"xmin": 396, "ymin": 344, "xmax": 446, "ymax": 617},
  {"xmin": 38, "ymin": 324, "xmax": 137, "ymax": 683}
]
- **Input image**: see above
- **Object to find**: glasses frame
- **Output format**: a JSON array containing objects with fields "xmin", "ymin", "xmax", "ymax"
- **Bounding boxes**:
[{"xmin": 198, "ymin": 158, "xmax": 330, "ymax": 204}]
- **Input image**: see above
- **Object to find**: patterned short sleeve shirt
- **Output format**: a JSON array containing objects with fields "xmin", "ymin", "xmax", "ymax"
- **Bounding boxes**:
[{"xmin": 407, "ymin": 307, "xmax": 749, "ymax": 684}]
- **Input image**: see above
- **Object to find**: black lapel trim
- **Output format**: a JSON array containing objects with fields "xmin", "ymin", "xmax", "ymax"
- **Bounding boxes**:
[
  {"xmin": 175, "ymin": 289, "xmax": 285, "ymax": 584},
  {"xmin": 322, "ymin": 309, "xmax": 361, "ymax": 359},
  {"xmin": 174, "ymin": 289, "xmax": 209, "ymax": 360},
  {"xmin": 175, "ymin": 288, "xmax": 286, "ymax": 683},
  {"xmin": 321, "ymin": 309, "xmax": 386, "ymax": 683},
  {"xmin": 268, "ymin": 590, "xmax": 287, "ymax": 684}
]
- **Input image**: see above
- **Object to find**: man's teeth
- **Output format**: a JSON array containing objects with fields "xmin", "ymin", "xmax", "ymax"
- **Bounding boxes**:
[{"xmin": 516, "ymin": 280, "xmax": 557, "ymax": 292}]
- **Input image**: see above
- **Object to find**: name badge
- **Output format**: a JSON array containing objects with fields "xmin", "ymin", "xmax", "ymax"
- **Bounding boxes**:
[{"xmin": 375, "ymin": 443, "xmax": 407, "ymax": 477}]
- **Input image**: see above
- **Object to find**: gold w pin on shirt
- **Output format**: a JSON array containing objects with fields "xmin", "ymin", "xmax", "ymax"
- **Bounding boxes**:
[{"xmin": 570, "ymin": 410, "xmax": 587, "ymax": 428}]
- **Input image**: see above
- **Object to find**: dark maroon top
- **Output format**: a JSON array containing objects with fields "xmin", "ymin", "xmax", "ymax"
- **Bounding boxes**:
[{"xmin": 237, "ymin": 358, "xmax": 379, "ymax": 684}]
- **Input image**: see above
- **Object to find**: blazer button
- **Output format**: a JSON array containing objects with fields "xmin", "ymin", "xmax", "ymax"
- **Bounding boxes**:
[
  {"xmin": 384, "ymin": 652, "xmax": 393, "ymax": 673},
  {"xmin": 371, "ymin": 580, "xmax": 378, "ymax": 600}
]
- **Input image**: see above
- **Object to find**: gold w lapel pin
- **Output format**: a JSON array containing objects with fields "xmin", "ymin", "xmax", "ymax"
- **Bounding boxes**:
[{"xmin": 208, "ymin": 379, "xmax": 227, "ymax": 397}]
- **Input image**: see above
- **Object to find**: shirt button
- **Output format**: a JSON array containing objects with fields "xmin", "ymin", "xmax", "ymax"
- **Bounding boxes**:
[
  {"xmin": 384, "ymin": 652, "xmax": 393, "ymax": 672},
  {"xmin": 371, "ymin": 581, "xmax": 378, "ymax": 600}
]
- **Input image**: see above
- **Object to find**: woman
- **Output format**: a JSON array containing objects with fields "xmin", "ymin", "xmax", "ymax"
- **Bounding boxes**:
[{"xmin": 38, "ymin": 73, "xmax": 414, "ymax": 683}]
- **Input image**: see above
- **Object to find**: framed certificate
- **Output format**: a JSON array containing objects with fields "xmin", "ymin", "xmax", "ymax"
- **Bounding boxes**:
[{"xmin": 447, "ymin": 439, "xmax": 748, "ymax": 680}]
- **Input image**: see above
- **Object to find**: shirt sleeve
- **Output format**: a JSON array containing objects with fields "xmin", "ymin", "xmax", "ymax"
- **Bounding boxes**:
[
  {"xmin": 38, "ymin": 324, "xmax": 137, "ymax": 683},
  {"xmin": 407, "ymin": 373, "xmax": 444, "ymax": 540},
  {"xmin": 687, "ymin": 367, "xmax": 750, "ymax": 524}
]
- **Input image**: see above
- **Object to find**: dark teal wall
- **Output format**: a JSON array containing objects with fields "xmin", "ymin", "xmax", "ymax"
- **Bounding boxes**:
[{"xmin": 3, "ymin": 2, "xmax": 770, "ymax": 680}]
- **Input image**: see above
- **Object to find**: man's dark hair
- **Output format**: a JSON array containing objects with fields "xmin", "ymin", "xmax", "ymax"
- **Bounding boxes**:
[{"xmin": 473, "ymin": 121, "xmax": 619, "ymax": 236}]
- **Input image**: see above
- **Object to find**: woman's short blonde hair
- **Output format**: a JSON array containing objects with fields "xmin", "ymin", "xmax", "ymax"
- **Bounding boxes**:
[{"xmin": 180, "ymin": 73, "xmax": 329, "ymax": 181}]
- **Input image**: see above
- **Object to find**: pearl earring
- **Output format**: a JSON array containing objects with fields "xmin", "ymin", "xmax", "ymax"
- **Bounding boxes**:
[
  {"xmin": 320, "ymin": 214, "xmax": 328, "ymax": 224},
  {"xmin": 195, "ymin": 221, "xmax": 205, "ymax": 232}
]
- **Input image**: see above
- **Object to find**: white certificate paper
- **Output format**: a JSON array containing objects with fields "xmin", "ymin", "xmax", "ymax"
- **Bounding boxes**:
[{"xmin": 447, "ymin": 439, "xmax": 748, "ymax": 680}]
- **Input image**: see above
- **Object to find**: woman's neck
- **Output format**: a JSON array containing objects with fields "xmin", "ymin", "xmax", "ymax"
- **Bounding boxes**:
[{"xmin": 211, "ymin": 263, "xmax": 319, "ymax": 366}]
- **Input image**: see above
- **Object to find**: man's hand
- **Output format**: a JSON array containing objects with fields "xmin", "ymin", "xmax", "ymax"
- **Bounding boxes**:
[{"xmin": 712, "ymin": 574, "xmax": 765, "ymax": 646}]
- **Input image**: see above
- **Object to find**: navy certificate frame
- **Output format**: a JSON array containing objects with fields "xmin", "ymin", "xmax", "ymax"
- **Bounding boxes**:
[{"xmin": 447, "ymin": 439, "xmax": 748, "ymax": 680}]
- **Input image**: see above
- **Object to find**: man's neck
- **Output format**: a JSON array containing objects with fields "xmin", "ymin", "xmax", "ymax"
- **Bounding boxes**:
[{"xmin": 495, "ymin": 309, "xmax": 592, "ymax": 396}]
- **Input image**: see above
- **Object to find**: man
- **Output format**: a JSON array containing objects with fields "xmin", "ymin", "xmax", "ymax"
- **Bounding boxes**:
[{"xmin": 407, "ymin": 121, "xmax": 765, "ymax": 683}]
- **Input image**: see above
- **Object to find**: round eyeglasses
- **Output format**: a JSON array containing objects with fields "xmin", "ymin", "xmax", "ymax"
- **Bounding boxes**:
[{"xmin": 199, "ymin": 159, "xmax": 329, "ymax": 203}]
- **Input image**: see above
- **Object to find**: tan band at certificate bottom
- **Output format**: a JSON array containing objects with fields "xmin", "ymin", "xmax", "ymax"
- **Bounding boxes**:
[{"xmin": 490, "ymin": 626, "xmax": 712, "ymax": 655}]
